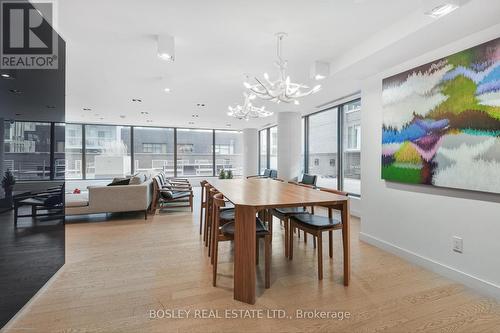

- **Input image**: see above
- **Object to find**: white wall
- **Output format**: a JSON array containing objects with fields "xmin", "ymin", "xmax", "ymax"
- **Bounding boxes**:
[{"xmin": 360, "ymin": 24, "xmax": 500, "ymax": 299}]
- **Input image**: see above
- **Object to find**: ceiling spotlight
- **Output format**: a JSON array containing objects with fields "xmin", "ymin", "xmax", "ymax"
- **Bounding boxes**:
[
  {"xmin": 82, "ymin": 108, "xmax": 92, "ymax": 111},
  {"xmin": 424, "ymin": 0, "xmax": 460, "ymax": 18},
  {"xmin": 226, "ymin": 124, "xmax": 231, "ymax": 127},
  {"xmin": 164, "ymin": 87, "xmax": 171, "ymax": 93},
  {"xmin": 9, "ymin": 89, "xmax": 22, "ymax": 94},
  {"xmin": 294, "ymin": 100, "xmax": 300, "ymax": 105},
  {"xmin": 311, "ymin": 61, "xmax": 330, "ymax": 81},
  {"xmin": 188, "ymin": 121, "xmax": 195, "ymax": 125},
  {"xmin": 120, "ymin": 115, "xmax": 126, "ymax": 119},
  {"xmin": 196, "ymin": 103, "xmax": 206, "ymax": 107},
  {"xmin": 140, "ymin": 111, "xmax": 149, "ymax": 115},
  {"xmin": 157, "ymin": 34, "xmax": 175, "ymax": 61},
  {"xmin": 132, "ymin": 98, "xmax": 142, "ymax": 102},
  {"xmin": 192, "ymin": 114, "xmax": 199, "ymax": 118},
  {"xmin": 1, "ymin": 73, "xmax": 11, "ymax": 78},
  {"xmin": 146, "ymin": 119, "xmax": 153, "ymax": 123}
]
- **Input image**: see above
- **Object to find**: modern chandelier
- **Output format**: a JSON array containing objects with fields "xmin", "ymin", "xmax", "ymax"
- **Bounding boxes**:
[
  {"xmin": 243, "ymin": 32, "xmax": 321, "ymax": 105},
  {"xmin": 227, "ymin": 93, "xmax": 273, "ymax": 121}
]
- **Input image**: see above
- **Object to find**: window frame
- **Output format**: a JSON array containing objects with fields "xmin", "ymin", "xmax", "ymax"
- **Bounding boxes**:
[
  {"xmin": 5, "ymin": 121, "xmax": 244, "ymax": 182},
  {"xmin": 303, "ymin": 97, "xmax": 361, "ymax": 197}
]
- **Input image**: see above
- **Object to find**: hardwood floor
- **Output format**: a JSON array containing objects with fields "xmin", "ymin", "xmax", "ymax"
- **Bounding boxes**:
[{"xmin": 3, "ymin": 191, "xmax": 500, "ymax": 332}]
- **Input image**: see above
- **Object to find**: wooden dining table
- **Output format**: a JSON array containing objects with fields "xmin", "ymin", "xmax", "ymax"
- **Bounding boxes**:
[{"xmin": 208, "ymin": 178, "xmax": 350, "ymax": 304}]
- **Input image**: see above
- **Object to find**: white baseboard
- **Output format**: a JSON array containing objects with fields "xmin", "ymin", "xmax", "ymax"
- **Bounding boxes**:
[
  {"xmin": 1, "ymin": 265, "xmax": 64, "ymax": 332},
  {"xmin": 359, "ymin": 232, "xmax": 500, "ymax": 300}
]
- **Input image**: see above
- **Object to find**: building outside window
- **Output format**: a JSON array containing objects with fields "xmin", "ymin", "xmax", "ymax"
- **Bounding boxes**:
[
  {"xmin": 3, "ymin": 122, "xmax": 52, "ymax": 180},
  {"xmin": 342, "ymin": 100, "xmax": 361, "ymax": 195},
  {"xmin": 308, "ymin": 107, "xmax": 338, "ymax": 188},
  {"xmin": 133, "ymin": 127, "xmax": 174, "ymax": 175},
  {"xmin": 176, "ymin": 129, "xmax": 213, "ymax": 176},
  {"xmin": 85, "ymin": 125, "xmax": 131, "ymax": 179},
  {"xmin": 64, "ymin": 124, "xmax": 83, "ymax": 179},
  {"xmin": 269, "ymin": 126, "xmax": 278, "ymax": 170},
  {"xmin": 214, "ymin": 130, "xmax": 242, "ymax": 176},
  {"xmin": 259, "ymin": 129, "xmax": 267, "ymax": 174}
]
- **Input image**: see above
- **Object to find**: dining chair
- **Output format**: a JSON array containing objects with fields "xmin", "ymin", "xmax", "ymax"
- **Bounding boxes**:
[
  {"xmin": 288, "ymin": 187, "xmax": 348, "ymax": 280},
  {"xmin": 300, "ymin": 174, "xmax": 317, "ymax": 188},
  {"xmin": 247, "ymin": 168, "xmax": 271, "ymax": 179},
  {"xmin": 269, "ymin": 169, "xmax": 278, "ymax": 179},
  {"xmin": 211, "ymin": 193, "xmax": 270, "ymax": 288},
  {"xmin": 208, "ymin": 188, "xmax": 235, "ymax": 263},
  {"xmin": 199, "ymin": 180, "xmax": 208, "ymax": 235}
]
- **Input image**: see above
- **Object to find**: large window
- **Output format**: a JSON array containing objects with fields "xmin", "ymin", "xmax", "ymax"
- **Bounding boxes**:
[
  {"xmin": 308, "ymin": 108, "xmax": 338, "ymax": 188},
  {"xmin": 303, "ymin": 98, "xmax": 361, "ymax": 196},
  {"xmin": 342, "ymin": 100, "xmax": 361, "ymax": 195},
  {"xmin": 215, "ymin": 130, "xmax": 242, "ymax": 176},
  {"xmin": 133, "ymin": 127, "xmax": 175, "ymax": 176},
  {"xmin": 259, "ymin": 130, "xmax": 268, "ymax": 174},
  {"xmin": 85, "ymin": 125, "xmax": 131, "ymax": 179},
  {"xmin": 176, "ymin": 129, "xmax": 213, "ymax": 176},
  {"xmin": 3, "ymin": 122, "xmax": 52, "ymax": 180}
]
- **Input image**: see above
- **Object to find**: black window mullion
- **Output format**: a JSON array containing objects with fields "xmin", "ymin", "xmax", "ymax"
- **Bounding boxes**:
[
  {"xmin": 304, "ymin": 116, "xmax": 309, "ymax": 174},
  {"xmin": 173, "ymin": 128, "xmax": 178, "ymax": 177},
  {"xmin": 266, "ymin": 128, "xmax": 271, "ymax": 169},
  {"xmin": 49, "ymin": 122, "xmax": 55, "ymax": 180},
  {"xmin": 130, "ymin": 126, "xmax": 135, "ymax": 174},
  {"xmin": 212, "ymin": 129, "xmax": 216, "ymax": 177},
  {"xmin": 82, "ymin": 124, "xmax": 86, "ymax": 180},
  {"xmin": 337, "ymin": 105, "xmax": 344, "ymax": 191}
]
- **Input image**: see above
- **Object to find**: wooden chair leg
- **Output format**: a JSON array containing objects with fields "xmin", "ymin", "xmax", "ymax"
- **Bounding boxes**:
[
  {"xmin": 265, "ymin": 234, "xmax": 271, "ymax": 289},
  {"xmin": 144, "ymin": 210, "xmax": 148, "ymax": 220},
  {"xmin": 14, "ymin": 206, "xmax": 18, "ymax": 227},
  {"xmin": 304, "ymin": 230, "xmax": 307, "ymax": 244},
  {"xmin": 313, "ymin": 235, "xmax": 316, "ymax": 248},
  {"xmin": 212, "ymin": 237, "xmax": 219, "ymax": 286},
  {"xmin": 199, "ymin": 202, "xmax": 204, "ymax": 235},
  {"xmin": 311, "ymin": 206, "xmax": 315, "ymax": 215},
  {"xmin": 289, "ymin": 221, "xmax": 294, "ymax": 260},
  {"xmin": 256, "ymin": 238, "xmax": 259, "ymax": 265},
  {"xmin": 329, "ymin": 230, "xmax": 333, "ymax": 258},
  {"xmin": 317, "ymin": 232, "xmax": 323, "ymax": 280},
  {"xmin": 267, "ymin": 211, "xmax": 273, "ymax": 240},
  {"xmin": 190, "ymin": 195, "xmax": 193, "ymax": 212},
  {"xmin": 284, "ymin": 217, "xmax": 289, "ymax": 258}
]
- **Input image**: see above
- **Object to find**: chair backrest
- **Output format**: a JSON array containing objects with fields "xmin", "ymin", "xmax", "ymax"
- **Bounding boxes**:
[
  {"xmin": 269, "ymin": 169, "xmax": 278, "ymax": 179},
  {"xmin": 212, "ymin": 193, "xmax": 226, "ymax": 208},
  {"xmin": 301, "ymin": 174, "xmax": 317, "ymax": 186},
  {"xmin": 262, "ymin": 169, "xmax": 271, "ymax": 178}
]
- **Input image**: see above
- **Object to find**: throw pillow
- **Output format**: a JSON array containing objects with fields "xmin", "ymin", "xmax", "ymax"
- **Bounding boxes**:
[{"xmin": 107, "ymin": 178, "xmax": 131, "ymax": 186}]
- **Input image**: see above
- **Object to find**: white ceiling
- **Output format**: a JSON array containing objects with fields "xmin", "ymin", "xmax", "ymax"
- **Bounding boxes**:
[{"xmin": 57, "ymin": 0, "xmax": 499, "ymax": 129}]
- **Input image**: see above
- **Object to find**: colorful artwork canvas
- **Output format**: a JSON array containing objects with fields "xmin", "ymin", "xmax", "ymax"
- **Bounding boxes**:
[{"xmin": 382, "ymin": 37, "xmax": 500, "ymax": 193}]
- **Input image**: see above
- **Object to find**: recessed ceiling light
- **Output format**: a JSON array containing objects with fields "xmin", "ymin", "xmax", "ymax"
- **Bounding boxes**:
[
  {"xmin": 425, "ymin": 2, "xmax": 459, "ymax": 18},
  {"xmin": 192, "ymin": 114, "xmax": 199, "ymax": 118},
  {"xmin": 188, "ymin": 121, "xmax": 195, "ymax": 125},
  {"xmin": 82, "ymin": 107, "xmax": 92, "ymax": 111},
  {"xmin": 9, "ymin": 89, "xmax": 22, "ymax": 94},
  {"xmin": 120, "ymin": 115, "xmax": 126, "ymax": 119},
  {"xmin": 132, "ymin": 98, "xmax": 142, "ymax": 102},
  {"xmin": 196, "ymin": 103, "xmax": 206, "ymax": 107},
  {"xmin": 140, "ymin": 111, "xmax": 149, "ymax": 115},
  {"xmin": 157, "ymin": 34, "xmax": 175, "ymax": 62},
  {"xmin": 164, "ymin": 88, "xmax": 171, "ymax": 93},
  {"xmin": 99, "ymin": 117, "xmax": 104, "ymax": 120},
  {"xmin": 1, "ymin": 73, "xmax": 11, "ymax": 78},
  {"xmin": 226, "ymin": 124, "xmax": 231, "ymax": 127},
  {"xmin": 146, "ymin": 119, "xmax": 153, "ymax": 123}
]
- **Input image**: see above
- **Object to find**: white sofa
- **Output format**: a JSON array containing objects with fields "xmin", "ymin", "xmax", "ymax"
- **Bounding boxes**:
[{"xmin": 65, "ymin": 178, "xmax": 154, "ymax": 219}]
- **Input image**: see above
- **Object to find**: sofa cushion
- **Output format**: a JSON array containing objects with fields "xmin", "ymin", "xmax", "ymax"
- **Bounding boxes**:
[
  {"xmin": 129, "ymin": 173, "xmax": 146, "ymax": 185},
  {"xmin": 108, "ymin": 178, "xmax": 130, "ymax": 186}
]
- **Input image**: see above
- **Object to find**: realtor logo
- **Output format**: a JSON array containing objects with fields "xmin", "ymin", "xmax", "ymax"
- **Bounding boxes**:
[{"xmin": 1, "ymin": 1, "xmax": 58, "ymax": 69}]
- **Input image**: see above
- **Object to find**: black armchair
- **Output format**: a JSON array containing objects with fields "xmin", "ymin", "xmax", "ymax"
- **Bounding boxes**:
[
  {"xmin": 14, "ymin": 184, "xmax": 64, "ymax": 227},
  {"xmin": 300, "ymin": 174, "xmax": 317, "ymax": 187}
]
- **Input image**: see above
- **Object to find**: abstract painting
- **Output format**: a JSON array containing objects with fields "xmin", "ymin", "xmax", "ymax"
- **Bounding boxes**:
[{"xmin": 382, "ymin": 37, "xmax": 500, "ymax": 193}]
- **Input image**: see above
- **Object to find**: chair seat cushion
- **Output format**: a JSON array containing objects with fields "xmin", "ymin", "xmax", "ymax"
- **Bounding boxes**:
[
  {"xmin": 272, "ymin": 207, "xmax": 308, "ymax": 218},
  {"xmin": 160, "ymin": 190, "xmax": 190, "ymax": 200},
  {"xmin": 220, "ymin": 208, "xmax": 235, "ymax": 221},
  {"xmin": 290, "ymin": 213, "xmax": 342, "ymax": 229},
  {"xmin": 221, "ymin": 218, "xmax": 269, "ymax": 236}
]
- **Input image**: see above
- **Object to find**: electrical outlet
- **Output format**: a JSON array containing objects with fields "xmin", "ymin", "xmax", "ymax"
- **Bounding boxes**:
[{"xmin": 452, "ymin": 236, "xmax": 463, "ymax": 253}]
